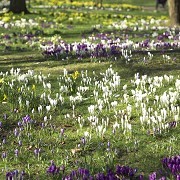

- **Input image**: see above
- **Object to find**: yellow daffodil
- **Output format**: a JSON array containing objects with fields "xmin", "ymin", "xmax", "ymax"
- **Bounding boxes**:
[{"xmin": 72, "ymin": 71, "xmax": 79, "ymax": 80}]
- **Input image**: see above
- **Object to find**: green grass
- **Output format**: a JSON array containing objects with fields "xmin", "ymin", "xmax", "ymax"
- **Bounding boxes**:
[
  {"xmin": 102, "ymin": 0, "xmax": 156, "ymax": 6},
  {"xmin": 0, "ymin": 1, "xmax": 179, "ymax": 179}
]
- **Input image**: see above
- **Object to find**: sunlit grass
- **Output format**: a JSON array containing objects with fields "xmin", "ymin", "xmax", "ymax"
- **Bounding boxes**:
[{"xmin": 0, "ymin": 0, "xmax": 179, "ymax": 179}]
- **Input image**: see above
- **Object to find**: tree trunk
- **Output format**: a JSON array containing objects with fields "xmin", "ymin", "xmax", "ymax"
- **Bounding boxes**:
[
  {"xmin": 9, "ymin": 0, "xmax": 29, "ymax": 13},
  {"xmin": 168, "ymin": 0, "xmax": 180, "ymax": 25}
]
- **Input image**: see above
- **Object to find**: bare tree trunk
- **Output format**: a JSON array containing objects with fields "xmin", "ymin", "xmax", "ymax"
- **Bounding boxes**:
[
  {"xmin": 168, "ymin": 0, "xmax": 180, "ymax": 25},
  {"xmin": 9, "ymin": 0, "xmax": 29, "ymax": 13}
]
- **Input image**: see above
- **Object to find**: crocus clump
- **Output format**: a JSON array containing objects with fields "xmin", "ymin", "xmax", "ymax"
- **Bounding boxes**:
[
  {"xmin": 116, "ymin": 165, "xmax": 137, "ymax": 178},
  {"xmin": 6, "ymin": 170, "xmax": 25, "ymax": 180},
  {"xmin": 22, "ymin": 115, "xmax": 32, "ymax": 124},
  {"xmin": 162, "ymin": 155, "xmax": 180, "ymax": 177},
  {"xmin": 63, "ymin": 166, "xmax": 138, "ymax": 179},
  {"xmin": 64, "ymin": 168, "xmax": 91, "ymax": 180},
  {"xmin": 95, "ymin": 171, "xmax": 115, "ymax": 180},
  {"xmin": 40, "ymin": 28, "xmax": 180, "ymax": 61}
]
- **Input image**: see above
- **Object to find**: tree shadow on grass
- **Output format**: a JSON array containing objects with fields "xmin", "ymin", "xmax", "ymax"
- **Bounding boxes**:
[{"xmin": 115, "ymin": 51, "xmax": 180, "ymax": 78}]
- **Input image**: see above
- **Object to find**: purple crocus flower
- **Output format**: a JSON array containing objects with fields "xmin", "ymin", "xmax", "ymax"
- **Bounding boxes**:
[
  {"xmin": 159, "ymin": 177, "xmax": 166, "ymax": 180},
  {"xmin": 139, "ymin": 174, "xmax": 144, "ymax": 180},
  {"xmin": 149, "ymin": 172, "xmax": 157, "ymax": 180},
  {"xmin": 2, "ymin": 152, "xmax": 7, "ymax": 159},
  {"xmin": 14, "ymin": 149, "xmax": 19, "ymax": 157},
  {"xmin": 142, "ymin": 39, "xmax": 150, "ymax": 47},
  {"xmin": 78, "ymin": 168, "xmax": 90, "ymax": 178},
  {"xmin": 107, "ymin": 169, "xmax": 117, "ymax": 179},
  {"xmin": 20, "ymin": 170, "xmax": 25, "ymax": 179},
  {"xmin": 70, "ymin": 170, "xmax": 77, "ymax": 178},
  {"xmin": 96, "ymin": 173, "xmax": 107, "ymax": 180},
  {"xmin": 6, "ymin": 172, "xmax": 13, "ymax": 180},
  {"xmin": 47, "ymin": 161, "xmax": 60, "ymax": 175},
  {"xmin": 34, "ymin": 148, "xmax": 41, "ymax": 156},
  {"xmin": 18, "ymin": 121, "xmax": 22, "ymax": 127},
  {"xmin": 22, "ymin": 115, "xmax": 32, "ymax": 124},
  {"xmin": 3, "ymin": 34, "xmax": 11, "ymax": 39},
  {"xmin": 162, "ymin": 155, "xmax": 180, "ymax": 175},
  {"xmin": 177, "ymin": 175, "xmax": 180, "ymax": 180},
  {"xmin": 6, "ymin": 170, "xmax": 20, "ymax": 180},
  {"xmin": 116, "ymin": 164, "xmax": 137, "ymax": 178},
  {"xmin": 164, "ymin": 31, "xmax": 170, "ymax": 38},
  {"xmin": 171, "ymin": 164, "xmax": 176, "ymax": 174},
  {"xmin": 14, "ymin": 128, "xmax": 19, "ymax": 137},
  {"xmin": 157, "ymin": 35, "xmax": 164, "ymax": 41},
  {"xmin": 81, "ymin": 137, "xmax": 86, "ymax": 145},
  {"xmin": 169, "ymin": 121, "xmax": 177, "ymax": 128},
  {"xmin": 13, "ymin": 170, "xmax": 19, "ymax": 177},
  {"xmin": 63, "ymin": 175, "xmax": 71, "ymax": 180}
]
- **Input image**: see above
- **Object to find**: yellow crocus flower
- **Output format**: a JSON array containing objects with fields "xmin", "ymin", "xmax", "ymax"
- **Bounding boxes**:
[
  {"xmin": 32, "ymin": 84, "xmax": 36, "ymax": 91},
  {"xmin": 0, "ymin": 78, "xmax": 4, "ymax": 84},
  {"xmin": 3, "ymin": 94, "xmax": 7, "ymax": 101}
]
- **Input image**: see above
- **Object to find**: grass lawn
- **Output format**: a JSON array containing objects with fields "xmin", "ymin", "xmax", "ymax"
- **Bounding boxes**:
[{"xmin": 0, "ymin": 0, "xmax": 179, "ymax": 179}]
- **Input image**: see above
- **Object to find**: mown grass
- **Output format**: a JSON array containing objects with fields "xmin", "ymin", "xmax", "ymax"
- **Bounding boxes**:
[{"xmin": 0, "ymin": 0, "xmax": 179, "ymax": 179}]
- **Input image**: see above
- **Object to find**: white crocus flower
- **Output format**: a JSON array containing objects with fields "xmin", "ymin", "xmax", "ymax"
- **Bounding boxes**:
[{"xmin": 46, "ymin": 105, "xmax": 51, "ymax": 112}]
